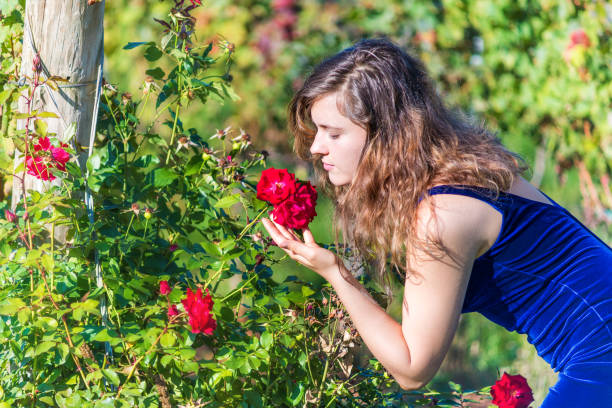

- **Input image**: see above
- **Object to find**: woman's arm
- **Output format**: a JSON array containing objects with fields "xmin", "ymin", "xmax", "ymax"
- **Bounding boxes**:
[{"xmin": 261, "ymin": 194, "xmax": 497, "ymax": 390}]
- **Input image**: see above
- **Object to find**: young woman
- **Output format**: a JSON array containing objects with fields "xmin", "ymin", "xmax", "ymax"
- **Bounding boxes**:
[{"xmin": 261, "ymin": 38, "xmax": 612, "ymax": 407}]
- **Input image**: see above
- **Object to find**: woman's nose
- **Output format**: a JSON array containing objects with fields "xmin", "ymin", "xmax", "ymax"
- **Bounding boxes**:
[{"xmin": 310, "ymin": 132, "xmax": 328, "ymax": 156}]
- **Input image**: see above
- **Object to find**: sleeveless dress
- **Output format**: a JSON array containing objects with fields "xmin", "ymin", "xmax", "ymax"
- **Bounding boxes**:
[{"xmin": 427, "ymin": 185, "xmax": 612, "ymax": 407}]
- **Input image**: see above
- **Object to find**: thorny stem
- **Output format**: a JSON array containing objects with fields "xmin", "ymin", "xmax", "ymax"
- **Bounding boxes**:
[
  {"xmin": 37, "ymin": 261, "xmax": 91, "ymax": 390},
  {"xmin": 20, "ymin": 69, "xmax": 42, "ymax": 252},
  {"xmin": 203, "ymin": 261, "xmax": 226, "ymax": 291},
  {"xmin": 317, "ymin": 296, "xmax": 339, "ymax": 401},
  {"xmin": 165, "ymin": 99, "xmax": 181, "ymax": 165},
  {"xmin": 236, "ymin": 207, "xmax": 267, "ymax": 240},
  {"xmin": 116, "ymin": 316, "xmax": 177, "ymax": 398},
  {"xmin": 219, "ymin": 273, "xmax": 257, "ymax": 303},
  {"xmin": 124, "ymin": 213, "xmax": 135, "ymax": 238}
]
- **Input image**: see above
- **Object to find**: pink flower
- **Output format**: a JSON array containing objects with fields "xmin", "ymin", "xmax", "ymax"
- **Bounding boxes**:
[
  {"xmin": 181, "ymin": 288, "xmax": 216, "ymax": 335},
  {"xmin": 4, "ymin": 210, "xmax": 17, "ymax": 223},
  {"xmin": 169, "ymin": 244, "xmax": 178, "ymax": 252},
  {"xmin": 256, "ymin": 168, "xmax": 297, "ymax": 205},
  {"xmin": 491, "ymin": 372, "xmax": 534, "ymax": 408},
  {"xmin": 159, "ymin": 281, "xmax": 171, "ymax": 296},
  {"xmin": 167, "ymin": 305, "xmax": 179, "ymax": 317}
]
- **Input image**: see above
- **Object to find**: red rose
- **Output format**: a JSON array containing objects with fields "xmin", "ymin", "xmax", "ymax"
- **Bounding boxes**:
[
  {"xmin": 271, "ymin": 182, "xmax": 317, "ymax": 229},
  {"xmin": 167, "ymin": 305, "xmax": 179, "ymax": 317},
  {"xmin": 491, "ymin": 372, "xmax": 534, "ymax": 408},
  {"xmin": 26, "ymin": 137, "xmax": 70, "ymax": 181},
  {"xmin": 569, "ymin": 29, "xmax": 590, "ymax": 48},
  {"xmin": 51, "ymin": 147, "xmax": 70, "ymax": 171},
  {"xmin": 159, "ymin": 281, "xmax": 171, "ymax": 296},
  {"xmin": 26, "ymin": 155, "xmax": 52, "ymax": 180},
  {"xmin": 256, "ymin": 168, "xmax": 296, "ymax": 205},
  {"xmin": 181, "ymin": 288, "xmax": 216, "ymax": 335}
]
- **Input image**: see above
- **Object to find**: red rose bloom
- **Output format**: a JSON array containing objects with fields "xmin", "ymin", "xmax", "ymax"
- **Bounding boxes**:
[
  {"xmin": 271, "ymin": 181, "xmax": 317, "ymax": 229},
  {"xmin": 491, "ymin": 372, "xmax": 534, "ymax": 408},
  {"xmin": 256, "ymin": 168, "xmax": 296, "ymax": 205},
  {"xmin": 569, "ymin": 29, "xmax": 590, "ymax": 48},
  {"xmin": 167, "ymin": 305, "xmax": 179, "ymax": 317},
  {"xmin": 181, "ymin": 288, "xmax": 216, "ymax": 335},
  {"xmin": 26, "ymin": 137, "xmax": 70, "ymax": 181},
  {"xmin": 159, "ymin": 281, "xmax": 171, "ymax": 295}
]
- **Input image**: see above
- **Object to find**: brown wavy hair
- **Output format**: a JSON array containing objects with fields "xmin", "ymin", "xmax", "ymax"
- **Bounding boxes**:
[{"xmin": 288, "ymin": 38, "xmax": 527, "ymax": 297}]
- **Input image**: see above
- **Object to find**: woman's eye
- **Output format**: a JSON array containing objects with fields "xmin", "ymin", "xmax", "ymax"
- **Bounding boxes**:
[{"xmin": 329, "ymin": 134, "xmax": 340, "ymax": 140}]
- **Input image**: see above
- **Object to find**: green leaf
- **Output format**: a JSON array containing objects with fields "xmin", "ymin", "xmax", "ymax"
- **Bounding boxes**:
[
  {"xmin": 286, "ymin": 381, "xmax": 305, "ymax": 406},
  {"xmin": 34, "ymin": 341, "xmax": 56, "ymax": 356},
  {"xmin": 214, "ymin": 193, "xmax": 241, "ymax": 208},
  {"xmin": 34, "ymin": 119, "xmax": 48, "ymax": 137},
  {"xmin": 145, "ymin": 67, "xmax": 165, "ymax": 80},
  {"xmin": 101, "ymin": 369, "xmax": 120, "ymax": 386},
  {"xmin": 260, "ymin": 331, "xmax": 273, "ymax": 350},
  {"xmin": 144, "ymin": 45, "xmax": 163, "ymax": 62},
  {"xmin": 301, "ymin": 286, "xmax": 315, "ymax": 298},
  {"xmin": 123, "ymin": 41, "xmax": 153, "ymax": 50},
  {"xmin": 160, "ymin": 331, "xmax": 176, "ymax": 348},
  {"xmin": 244, "ymin": 390, "xmax": 263, "ymax": 408},
  {"xmin": 36, "ymin": 111, "xmax": 59, "ymax": 118},
  {"xmin": 184, "ymin": 154, "xmax": 203, "ymax": 176},
  {"xmin": 0, "ymin": 298, "xmax": 26, "ymax": 315},
  {"xmin": 0, "ymin": 89, "xmax": 13, "ymax": 105},
  {"xmin": 448, "ymin": 381, "xmax": 462, "ymax": 393},
  {"xmin": 152, "ymin": 167, "xmax": 178, "ymax": 187},
  {"xmin": 160, "ymin": 33, "xmax": 174, "ymax": 51}
]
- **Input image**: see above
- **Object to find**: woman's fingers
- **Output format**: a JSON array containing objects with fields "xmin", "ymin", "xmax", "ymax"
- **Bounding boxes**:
[
  {"xmin": 261, "ymin": 218, "xmax": 288, "ymax": 246},
  {"xmin": 270, "ymin": 218, "xmax": 296, "ymax": 241},
  {"xmin": 303, "ymin": 228, "xmax": 316, "ymax": 245}
]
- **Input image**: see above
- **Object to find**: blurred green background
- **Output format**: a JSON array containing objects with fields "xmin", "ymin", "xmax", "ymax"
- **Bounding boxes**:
[{"xmin": 101, "ymin": 0, "xmax": 612, "ymax": 404}]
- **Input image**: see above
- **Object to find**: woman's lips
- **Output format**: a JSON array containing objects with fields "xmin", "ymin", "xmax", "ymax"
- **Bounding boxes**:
[{"xmin": 323, "ymin": 163, "xmax": 334, "ymax": 171}]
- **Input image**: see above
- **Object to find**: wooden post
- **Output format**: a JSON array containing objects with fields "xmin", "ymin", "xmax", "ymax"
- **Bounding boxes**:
[{"xmin": 12, "ymin": 0, "xmax": 104, "ymax": 241}]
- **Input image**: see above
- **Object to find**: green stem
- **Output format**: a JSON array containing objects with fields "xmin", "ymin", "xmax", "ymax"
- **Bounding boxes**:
[
  {"xmin": 203, "ymin": 261, "xmax": 226, "ymax": 291},
  {"xmin": 137, "ymin": 89, "xmax": 150, "ymax": 119},
  {"xmin": 124, "ymin": 213, "xmax": 135, "ymax": 238},
  {"xmin": 50, "ymin": 220, "xmax": 54, "ymax": 288},
  {"xmin": 237, "ymin": 207, "xmax": 267, "ymax": 240},
  {"xmin": 143, "ymin": 218, "xmax": 149, "ymax": 239},
  {"xmin": 123, "ymin": 137, "xmax": 128, "ymax": 198},
  {"xmin": 317, "ymin": 312, "xmax": 339, "ymax": 402},
  {"xmin": 164, "ymin": 103, "xmax": 181, "ymax": 165},
  {"xmin": 219, "ymin": 273, "xmax": 257, "ymax": 303},
  {"xmin": 116, "ymin": 320, "xmax": 173, "ymax": 399}
]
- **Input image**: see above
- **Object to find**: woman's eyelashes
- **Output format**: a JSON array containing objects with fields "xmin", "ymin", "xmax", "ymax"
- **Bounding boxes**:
[{"xmin": 329, "ymin": 133, "xmax": 341, "ymax": 140}]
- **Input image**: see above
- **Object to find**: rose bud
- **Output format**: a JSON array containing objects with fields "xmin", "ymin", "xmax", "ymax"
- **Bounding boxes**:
[{"xmin": 159, "ymin": 281, "xmax": 171, "ymax": 296}]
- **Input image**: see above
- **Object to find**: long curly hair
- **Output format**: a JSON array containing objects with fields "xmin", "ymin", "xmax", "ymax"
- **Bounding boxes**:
[{"xmin": 288, "ymin": 38, "xmax": 527, "ymax": 297}]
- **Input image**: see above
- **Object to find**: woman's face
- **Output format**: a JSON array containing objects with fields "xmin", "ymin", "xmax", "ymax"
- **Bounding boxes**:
[{"xmin": 309, "ymin": 93, "xmax": 367, "ymax": 186}]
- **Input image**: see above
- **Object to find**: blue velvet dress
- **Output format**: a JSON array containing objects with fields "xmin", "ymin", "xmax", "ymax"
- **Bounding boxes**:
[{"xmin": 428, "ymin": 185, "xmax": 612, "ymax": 407}]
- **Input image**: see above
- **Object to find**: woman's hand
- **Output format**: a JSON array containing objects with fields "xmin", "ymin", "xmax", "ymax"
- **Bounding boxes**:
[{"xmin": 261, "ymin": 218, "xmax": 339, "ymax": 281}]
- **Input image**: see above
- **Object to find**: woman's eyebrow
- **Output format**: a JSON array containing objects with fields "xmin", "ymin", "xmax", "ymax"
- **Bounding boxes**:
[{"xmin": 316, "ymin": 123, "xmax": 343, "ymax": 131}]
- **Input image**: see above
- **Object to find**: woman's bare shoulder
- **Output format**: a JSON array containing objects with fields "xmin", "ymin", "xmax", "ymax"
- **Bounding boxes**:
[{"xmin": 416, "ymin": 191, "xmax": 502, "ymax": 259}]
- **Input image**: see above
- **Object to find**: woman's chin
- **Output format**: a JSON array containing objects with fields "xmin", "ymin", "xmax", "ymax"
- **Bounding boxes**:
[{"xmin": 328, "ymin": 173, "xmax": 351, "ymax": 186}]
